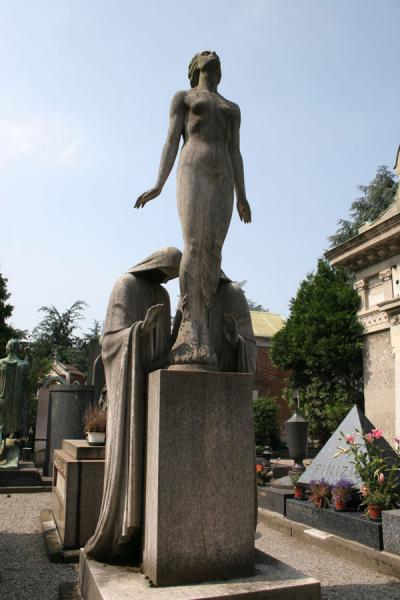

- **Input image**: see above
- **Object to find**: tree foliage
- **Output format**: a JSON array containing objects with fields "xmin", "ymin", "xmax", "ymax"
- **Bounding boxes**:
[
  {"xmin": 0, "ymin": 271, "xmax": 25, "ymax": 356},
  {"xmin": 253, "ymin": 395, "xmax": 280, "ymax": 448},
  {"xmin": 30, "ymin": 300, "xmax": 95, "ymax": 372},
  {"xmin": 271, "ymin": 259, "xmax": 363, "ymax": 443},
  {"xmin": 329, "ymin": 166, "xmax": 398, "ymax": 247}
]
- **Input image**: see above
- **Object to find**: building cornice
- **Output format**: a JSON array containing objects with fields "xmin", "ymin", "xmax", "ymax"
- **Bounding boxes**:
[{"xmin": 325, "ymin": 213, "xmax": 400, "ymax": 270}]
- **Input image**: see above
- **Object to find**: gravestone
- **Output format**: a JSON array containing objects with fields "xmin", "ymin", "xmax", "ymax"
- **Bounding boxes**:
[
  {"xmin": 52, "ymin": 439, "xmax": 105, "ymax": 549},
  {"xmin": 299, "ymin": 405, "xmax": 397, "ymax": 487},
  {"xmin": 44, "ymin": 385, "xmax": 94, "ymax": 476}
]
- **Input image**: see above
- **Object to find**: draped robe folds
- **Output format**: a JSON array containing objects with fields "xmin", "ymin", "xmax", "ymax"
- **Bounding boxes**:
[
  {"xmin": 85, "ymin": 272, "xmax": 171, "ymax": 562},
  {"xmin": 172, "ymin": 278, "xmax": 256, "ymax": 374},
  {"xmin": 0, "ymin": 357, "xmax": 29, "ymax": 436}
]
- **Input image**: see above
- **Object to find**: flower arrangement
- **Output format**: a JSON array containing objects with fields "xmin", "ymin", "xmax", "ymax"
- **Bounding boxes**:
[
  {"xmin": 83, "ymin": 404, "xmax": 107, "ymax": 433},
  {"xmin": 336, "ymin": 428, "xmax": 399, "ymax": 518},
  {"xmin": 331, "ymin": 478, "xmax": 354, "ymax": 510},
  {"xmin": 256, "ymin": 462, "xmax": 269, "ymax": 486},
  {"xmin": 309, "ymin": 479, "xmax": 331, "ymax": 508}
]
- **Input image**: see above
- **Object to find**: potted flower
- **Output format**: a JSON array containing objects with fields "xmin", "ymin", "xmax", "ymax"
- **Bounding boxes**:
[
  {"xmin": 336, "ymin": 429, "xmax": 399, "ymax": 521},
  {"xmin": 83, "ymin": 404, "xmax": 107, "ymax": 446},
  {"xmin": 331, "ymin": 478, "xmax": 354, "ymax": 511},
  {"xmin": 290, "ymin": 472, "xmax": 305, "ymax": 500},
  {"xmin": 309, "ymin": 479, "xmax": 331, "ymax": 508},
  {"xmin": 256, "ymin": 461, "xmax": 270, "ymax": 486}
]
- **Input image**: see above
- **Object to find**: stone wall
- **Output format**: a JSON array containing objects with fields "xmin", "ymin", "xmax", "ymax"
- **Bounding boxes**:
[{"xmin": 363, "ymin": 330, "xmax": 395, "ymax": 442}]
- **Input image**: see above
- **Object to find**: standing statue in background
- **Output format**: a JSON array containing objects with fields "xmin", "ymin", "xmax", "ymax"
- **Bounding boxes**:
[
  {"xmin": 135, "ymin": 51, "xmax": 252, "ymax": 369},
  {"xmin": 0, "ymin": 339, "xmax": 30, "ymax": 465}
]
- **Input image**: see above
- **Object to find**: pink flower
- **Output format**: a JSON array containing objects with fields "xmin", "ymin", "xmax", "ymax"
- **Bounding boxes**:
[
  {"xmin": 364, "ymin": 432, "xmax": 374, "ymax": 444},
  {"xmin": 371, "ymin": 428, "xmax": 383, "ymax": 440},
  {"xmin": 345, "ymin": 433, "xmax": 356, "ymax": 444},
  {"xmin": 360, "ymin": 484, "xmax": 369, "ymax": 497},
  {"xmin": 378, "ymin": 473, "xmax": 385, "ymax": 484}
]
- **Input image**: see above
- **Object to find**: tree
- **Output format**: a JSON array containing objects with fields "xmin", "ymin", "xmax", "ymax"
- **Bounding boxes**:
[
  {"xmin": 30, "ymin": 300, "xmax": 88, "ymax": 370},
  {"xmin": 253, "ymin": 396, "xmax": 280, "ymax": 448},
  {"xmin": 271, "ymin": 259, "xmax": 363, "ymax": 443},
  {"xmin": 0, "ymin": 271, "xmax": 25, "ymax": 356},
  {"xmin": 329, "ymin": 166, "xmax": 398, "ymax": 247}
]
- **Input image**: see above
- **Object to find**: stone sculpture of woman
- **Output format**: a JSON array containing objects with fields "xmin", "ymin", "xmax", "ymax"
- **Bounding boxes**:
[
  {"xmin": 0, "ymin": 339, "xmax": 29, "ymax": 440},
  {"xmin": 135, "ymin": 51, "xmax": 251, "ymax": 369}
]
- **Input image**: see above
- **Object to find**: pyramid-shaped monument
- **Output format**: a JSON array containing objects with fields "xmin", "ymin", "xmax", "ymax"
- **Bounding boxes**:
[{"xmin": 299, "ymin": 405, "xmax": 397, "ymax": 487}]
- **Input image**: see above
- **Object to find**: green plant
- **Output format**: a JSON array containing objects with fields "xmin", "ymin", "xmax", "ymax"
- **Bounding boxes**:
[
  {"xmin": 290, "ymin": 472, "xmax": 301, "ymax": 486},
  {"xmin": 83, "ymin": 404, "xmax": 107, "ymax": 433},
  {"xmin": 253, "ymin": 396, "xmax": 280, "ymax": 448},
  {"xmin": 336, "ymin": 429, "xmax": 399, "ymax": 509},
  {"xmin": 272, "ymin": 259, "xmax": 363, "ymax": 444}
]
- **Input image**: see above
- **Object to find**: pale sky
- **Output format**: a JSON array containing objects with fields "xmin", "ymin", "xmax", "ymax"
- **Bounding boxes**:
[{"xmin": 1, "ymin": 0, "xmax": 399, "ymax": 335}]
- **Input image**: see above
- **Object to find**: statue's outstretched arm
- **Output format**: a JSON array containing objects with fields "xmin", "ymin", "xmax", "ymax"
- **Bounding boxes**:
[
  {"xmin": 135, "ymin": 92, "xmax": 185, "ymax": 208},
  {"xmin": 229, "ymin": 104, "xmax": 251, "ymax": 223}
]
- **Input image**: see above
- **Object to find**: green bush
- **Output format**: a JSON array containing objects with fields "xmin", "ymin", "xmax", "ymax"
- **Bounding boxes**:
[{"xmin": 253, "ymin": 396, "xmax": 280, "ymax": 448}]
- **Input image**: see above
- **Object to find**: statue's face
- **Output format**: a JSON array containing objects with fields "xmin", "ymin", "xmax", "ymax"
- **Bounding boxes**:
[
  {"xmin": 197, "ymin": 50, "xmax": 220, "ymax": 72},
  {"xmin": 6, "ymin": 340, "xmax": 18, "ymax": 353}
]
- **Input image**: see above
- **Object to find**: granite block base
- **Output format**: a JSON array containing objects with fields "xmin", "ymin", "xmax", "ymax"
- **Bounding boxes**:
[
  {"xmin": 382, "ymin": 509, "xmax": 400, "ymax": 555},
  {"xmin": 79, "ymin": 549, "xmax": 321, "ymax": 600},
  {"xmin": 143, "ymin": 370, "xmax": 256, "ymax": 586},
  {"xmin": 286, "ymin": 499, "xmax": 383, "ymax": 550},
  {"xmin": 52, "ymin": 440, "xmax": 105, "ymax": 549},
  {"xmin": 258, "ymin": 486, "xmax": 294, "ymax": 516}
]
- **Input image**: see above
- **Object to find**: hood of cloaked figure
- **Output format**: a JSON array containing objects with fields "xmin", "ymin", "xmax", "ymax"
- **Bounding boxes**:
[
  {"xmin": 128, "ymin": 246, "xmax": 232, "ymax": 285},
  {"xmin": 127, "ymin": 247, "xmax": 182, "ymax": 283}
]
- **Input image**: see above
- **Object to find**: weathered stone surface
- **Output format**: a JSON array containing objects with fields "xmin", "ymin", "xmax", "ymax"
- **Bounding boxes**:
[
  {"xmin": 364, "ymin": 330, "xmax": 396, "ymax": 443},
  {"xmin": 45, "ymin": 385, "xmax": 94, "ymax": 476},
  {"xmin": 62, "ymin": 439, "xmax": 105, "ymax": 461},
  {"xmin": 79, "ymin": 549, "xmax": 321, "ymax": 600},
  {"xmin": 382, "ymin": 509, "xmax": 400, "ymax": 555},
  {"xmin": 286, "ymin": 499, "xmax": 383, "ymax": 550},
  {"xmin": 135, "ymin": 52, "xmax": 252, "ymax": 368},
  {"xmin": 299, "ymin": 405, "xmax": 397, "ymax": 487},
  {"xmin": 143, "ymin": 369, "xmax": 255, "ymax": 586},
  {"xmin": 258, "ymin": 486, "xmax": 294, "ymax": 515},
  {"xmin": 52, "ymin": 441, "xmax": 104, "ymax": 549}
]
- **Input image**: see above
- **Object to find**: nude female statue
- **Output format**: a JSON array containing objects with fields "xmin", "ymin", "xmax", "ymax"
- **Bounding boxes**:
[{"xmin": 135, "ymin": 51, "xmax": 251, "ymax": 368}]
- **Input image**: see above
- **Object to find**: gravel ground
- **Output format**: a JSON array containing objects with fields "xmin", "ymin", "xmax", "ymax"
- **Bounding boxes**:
[
  {"xmin": 0, "ymin": 492, "xmax": 77, "ymax": 600},
  {"xmin": 1, "ymin": 493, "xmax": 399, "ymax": 599}
]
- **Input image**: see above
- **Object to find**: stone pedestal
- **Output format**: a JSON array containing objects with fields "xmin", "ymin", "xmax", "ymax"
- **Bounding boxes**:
[
  {"xmin": 143, "ymin": 369, "xmax": 255, "ymax": 586},
  {"xmin": 382, "ymin": 509, "xmax": 400, "ymax": 555},
  {"xmin": 52, "ymin": 440, "xmax": 105, "ymax": 549},
  {"xmin": 78, "ymin": 548, "xmax": 321, "ymax": 600}
]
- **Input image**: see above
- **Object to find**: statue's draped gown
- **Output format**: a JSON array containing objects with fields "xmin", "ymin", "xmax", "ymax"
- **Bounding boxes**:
[
  {"xmin": 85, "ymin": 249, "xmax": 179, "ymax": 562},
  {"xmin": 173, "ymin": 90, "xmax": 240, "ymax": 359},
  {"xmin": 0, "ymin": 356, "xmax": 29, "ymax": 436},
  {"xmin": 172, "ymin": 274, "xmax": 257, "ymax": 374}
]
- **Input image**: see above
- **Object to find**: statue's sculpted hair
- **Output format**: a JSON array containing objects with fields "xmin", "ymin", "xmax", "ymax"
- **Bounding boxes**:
[{"xmin": 188, "ymin": 51, "xmax": 221, "ymax": 88}]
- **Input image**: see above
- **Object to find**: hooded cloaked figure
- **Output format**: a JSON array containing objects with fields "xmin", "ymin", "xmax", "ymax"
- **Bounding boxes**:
[
  {"xmin": 85, "ymin": 247, "xmax": 181, "ymax": 563},
  {"xmin": 172, "ymin": 273, "xmax": 256, "ymax": 374}
]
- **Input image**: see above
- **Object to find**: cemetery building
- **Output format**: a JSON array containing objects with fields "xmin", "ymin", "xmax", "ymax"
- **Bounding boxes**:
[
  {"xmin": 250, "ymin": 311, "xmax": 290, "ymax": 437},
  {"xmin": 325, "ymin": 157, "xmax": 400, "ymax": 444}
]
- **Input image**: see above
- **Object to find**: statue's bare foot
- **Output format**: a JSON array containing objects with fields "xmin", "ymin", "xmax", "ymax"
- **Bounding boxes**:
[{"xmin": 169, "ymin": 318, "xmax": 218, "ymax": 370}]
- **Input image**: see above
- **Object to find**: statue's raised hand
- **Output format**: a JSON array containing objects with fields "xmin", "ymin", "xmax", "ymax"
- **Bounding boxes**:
[
  {"xmin": 135, "ymin": 186, "xmax": 162, "ymax": 209},
  {"xmin": 222, "ymin": 313, "xmax": 239, "ymax": 348},
  {"xmin": 141, "ymin": 304, "xmax": 164, "ymax": 335},
  {"xmin": 237, "ymin": 198, "xmax": 251, "ymax": 224}
]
